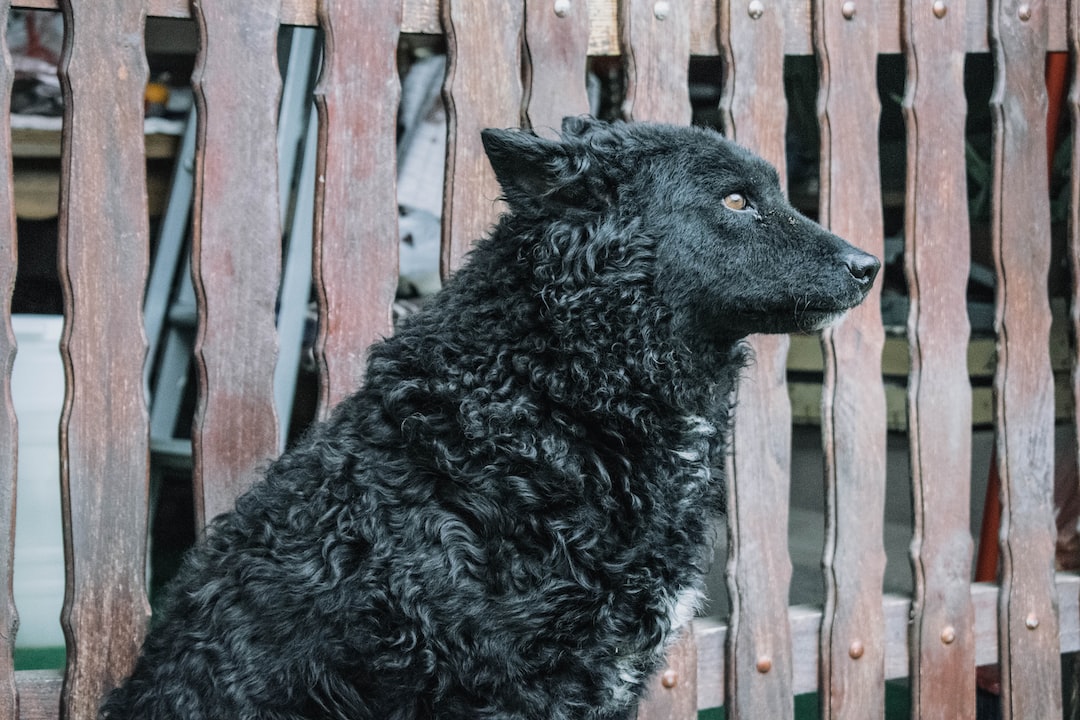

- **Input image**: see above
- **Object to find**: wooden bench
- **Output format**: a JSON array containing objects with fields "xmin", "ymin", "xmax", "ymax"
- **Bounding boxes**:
[{"xmin": 1, "ymin": 0, "xmax": 1077, "ymax": 718}]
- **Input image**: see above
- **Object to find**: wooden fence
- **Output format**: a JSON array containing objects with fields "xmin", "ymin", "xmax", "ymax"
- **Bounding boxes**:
[{"xmin": 0, "ymin": 0, "xmax": 1078, "ymax": 718}]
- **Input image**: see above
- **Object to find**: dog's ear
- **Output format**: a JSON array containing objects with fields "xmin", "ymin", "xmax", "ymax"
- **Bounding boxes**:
[
  {"xmin": 481, "ymin": 127, "xmax": 610, "ymax": 215},
  {"xmin": 481, "ymin": 128, "xmax": 564, "ymax": 201}
]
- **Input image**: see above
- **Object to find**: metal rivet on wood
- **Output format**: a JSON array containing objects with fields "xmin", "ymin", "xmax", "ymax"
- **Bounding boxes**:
[
  {"xmin": 755, "ymin": 656, "xmax": 773, "ymax": 673},
  {"xmin": 1016, "ymin": 3, "xmax": 1032, "ymax": 21},
  {"xmin": 747, "ymin": 0, "xmax": 765, "ymax": 19},
  {"xmin": 653, "ymin": 1, "xmax": 671, "ymax": 20},
  {"xmin": 940, "ymin": 626, "xmax": 956, "ymax": 644},
  {"xmin": 848, "ymin": 641, "xmax": 865, "ymax": 660},
  {"xmin": 931, "ymin": 0, "xmax": 947, "ymax": 18},
  {"xmin": 1026, "ymin": 613, "xmax": 1039, "ymax": 630},
  {"xmin": 660, "ymin": 669, "xmax": 679, "ymax": 688},
  {"xmin": 841, "ymin": 0, "xmax": 856, "ymax": 19},
  {"xmin": 553, "ymin": 0, "xmax": 570, "ymax": 17}
]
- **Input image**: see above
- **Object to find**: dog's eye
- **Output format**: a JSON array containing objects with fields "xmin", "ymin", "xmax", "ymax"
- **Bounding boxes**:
[{"xmin": 723, "ymin": 193, "xmax": 749, "ymax": 211}]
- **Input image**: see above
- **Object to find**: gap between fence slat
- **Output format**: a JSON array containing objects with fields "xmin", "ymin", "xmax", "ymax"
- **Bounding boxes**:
[
  {"xmin": 55, "ymin": 0, "xmax": 152, "ymax": 716},
  {"xmin": 312, "ymin": 0, "xmax": 401, "ymax": 416},
  {"xmin": 716, "ymin": 0, "xmax": 795, "ymax": 716},
  {"xmin": 1072, "ymin": 0, "xmax": 1080, "ymax": 422},
  {"xmin": 189, "ymin": 0, "xmax": 284, "ymax": 527},
  {"xmin": 989, "ymin": 2, "xmax": 1063, "ymax": 718},
  {"xmin": 814, "ymin": 0, "xmax": 889, "ymax": 717},
  {"xmin": 0, "ymin": 0, "xmax": 18, "ymax": 715},
  {"xmin": 1070, "ymin": 13, "xmax": 1080, "ymax": 711},
  {"xmin": 900, "ymin": 0, "xmax": 978, "ymax": 716},
  {"xmin": 1072, "ymin": 0, "xmax": 1080, "ymax": 452}
]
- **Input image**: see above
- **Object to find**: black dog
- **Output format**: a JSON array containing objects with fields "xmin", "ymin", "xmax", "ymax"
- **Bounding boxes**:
[{"xmin": 101, "ymin": 118, "xmax": 878, "ymax": 719}]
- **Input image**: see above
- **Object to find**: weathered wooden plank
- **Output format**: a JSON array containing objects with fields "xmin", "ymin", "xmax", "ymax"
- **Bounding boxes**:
[
  {"xmin": 637, "ymin": 625, "xmax": 698, "ymax": 720},
  {"xmin": 356, "ymin": 0, "xmax": 1061, "ymax": 55},
  {"xmin": 619, "ymin": 0, "xmax": 691, "ymax": 123},
  {"xmin": 900, "ymin": 0, "xmax": 977, "ymax": 717},
  {"xmin": 695, "ymin": 576, "xmax": 1080, "ymax": 708},
  {"xmin": 312, "ymin": 0, "xmax": 401, "ymax": 416},
  {"xmin": 814, "ymin": 0, "xmax": 888, "ymax": 718},
  {"xmin": 55, "ymin": 0, "xmax": 151, "ymax": 716},
  {"xmin": 989, "ymin": 2, "xmax": 1063, "ymax": 718},
  {"xmin": 8, "ymin": 0, "xmax": 1075, "ymax": 54},
  {"xmin": 189, "ymin": 0, "xmax": 283, "ymax": 525},
  {"xmin": 716, "ymin": 0, "xmax": 794, "ymax": 717},
  {"xmin": 0, "ymin": 1, "xmax": 17, "ymax": 716},
  {"xmin": 614, "ymin": 3, "xmax": 694, "ymax": 718},
  {"xmin": 17, "ymin": 577, "xmax": 1079, "ymax": 718},
  {"xmin": 616, "ymin": 4, "xmax": 695, "ymax": 720},
  {"xmin": 440, "ymin": 0, "xmax": 524, "ymax": 274},
  {"xmin": 522, "ymin": 0, "xmax": 591, "ymax": 135},
  {"xmin": 15, "ymin": 670, "xmax": 63, "ymax": 720}
]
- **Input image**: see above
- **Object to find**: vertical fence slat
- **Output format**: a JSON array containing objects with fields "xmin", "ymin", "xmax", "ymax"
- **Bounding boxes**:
[
  {"xmin": 989, "ymin": 1, "xmax": 1062, "ymax": 717},
  {"xmin": 189, "ymin": 0, "xmax": 283, "ymax": 526},
  {"xmin": 716, "ymin": 0, "xmax": 794, "ymax": 717},
  {"xmin": 635, "ymin": 627, "xmax": 698, "ymax": 720},
  {"xmin": 900, "ymin": 0, "xmax": 977, "ymax": 716},
  {"xmin": 55, "ymin": 1, "xmax": 151, "ymax": 715},
  {"xmin": 440, "ymin": 0, "xmax": 524, "ymax": 275},
  {"xmin": 312, "ymin": 0, "xmax": 401, "ymax": 416},
  {"xmin": 615, "ymin": 4, "xmax": 696, "ymax": 718},
  {"xmin": 814, "ymin": 0, "xmax": 888, "ymax": 717},
  {"xmin": 618, "ymin": 0, "xmax": 691, "ymax": 124},
  {"xmin": 0, "ymin": 0, "xmax": 16, "ymax": 715},
  {"xmin": 523, "ymin": 0, "xmax": 591, "ymax": 134}
]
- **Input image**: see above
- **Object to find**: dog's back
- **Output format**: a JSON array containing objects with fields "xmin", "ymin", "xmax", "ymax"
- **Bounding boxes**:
[{"xmin": 101, "ymin": 118, "xmax": 877, "ymax": 720}]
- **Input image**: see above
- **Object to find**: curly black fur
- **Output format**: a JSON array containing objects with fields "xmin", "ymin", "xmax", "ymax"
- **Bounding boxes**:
[{"xmin": 100, "ymin": 118, "xmax": 878, "ymax": 720}]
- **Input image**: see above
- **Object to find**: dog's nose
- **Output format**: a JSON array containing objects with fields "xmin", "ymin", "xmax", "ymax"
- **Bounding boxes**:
[{"xmin": 844, "ymin": 251, "xmax": 880, "ymax": 289}]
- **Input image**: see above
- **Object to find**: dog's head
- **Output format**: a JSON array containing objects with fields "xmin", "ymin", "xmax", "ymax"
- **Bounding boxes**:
[{"xmin": 481, "ymin": 117, "xmax": 879, "ymax": 343}]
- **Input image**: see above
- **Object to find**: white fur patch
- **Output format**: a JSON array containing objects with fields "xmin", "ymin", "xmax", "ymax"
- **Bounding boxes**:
[
  {"xmin": 684, "ymin": 414, "xmax": 717, "ymax": 438},
  {"xmin": 665, "ymin": 584, "xmax": 705, "ymax": 640},
  {"xmin": 673, "ymin": 447, "xmax": 703, "ymax": 462}
]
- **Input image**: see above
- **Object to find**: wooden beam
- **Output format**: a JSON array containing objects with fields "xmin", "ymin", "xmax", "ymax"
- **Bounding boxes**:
[
  {"xmin": 14, "ymin": 576, "xmax": 1080, "ymax": 716},
  {"xmin": 694, "ymin": 575, "xmax": 1080, "ymax": 711},
  {"xmin": 8, "ymin": 0, "xmax": 1072, "ymax": 53}
]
